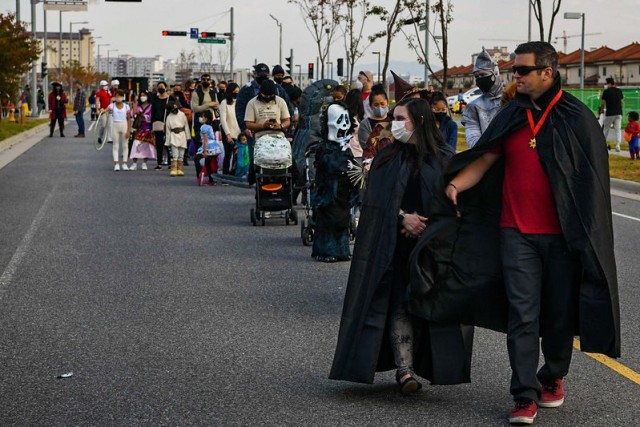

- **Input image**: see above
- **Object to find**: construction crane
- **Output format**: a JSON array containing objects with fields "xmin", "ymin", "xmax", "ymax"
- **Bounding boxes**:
[{"xmin": 553, "ymin": 31, "xmax": 602, "ymax": 53}]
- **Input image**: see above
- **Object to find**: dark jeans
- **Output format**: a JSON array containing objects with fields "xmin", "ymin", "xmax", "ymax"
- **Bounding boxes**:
[
  {"xmin": 154, "ymin": 131, "xmax": 167, "ymax": 165},
  {"xmin": 50, "ymin": 116, "xmax": 64, "ymax": 135},
  {"xmin": 501, "ymin": 228, "xmax": 581, "ymax": 402},
  {"xmin": 75, "ymin": 111, "xmax": 85, "ymax": 134}
]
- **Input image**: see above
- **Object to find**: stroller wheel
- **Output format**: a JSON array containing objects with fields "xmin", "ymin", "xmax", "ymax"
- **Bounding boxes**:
[
  {"xmin": 250, "ymin": 208, "xmax": 257, "ymax": 226},
  {"xmin": 285, "ymin": 214, "xmax": 290, "ymax": 225},
  {"xmin": 261, "ymin": 213, "xmax": 266, "ymax": 226},
  {"xmin": 301, "ymin": 220, "xmax": 314, "ymax": 246},
  {"xmin": 291, "ymin": 209, "xmax": 298, "ymax": 225}
]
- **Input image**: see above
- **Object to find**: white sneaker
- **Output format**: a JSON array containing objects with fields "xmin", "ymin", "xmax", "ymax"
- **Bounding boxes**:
[
  {"xmin": 114, "ymin": 164, "xmax": 120, "ymax": 171},
  {"xmin": 129, "ymin": 163, "xmax": 137, "ymax": 171},
  {"xmin": 141, "ymin": 163, "xmax": 148, "ymax": 170},
  {"xmin": 264, "ymin": 212, "xmax": 271, "ymax": 219},
  {"xmin": 616, "ymin": 144, "xmax": 621, "ymax": 152},
  {"xmin": 121, "ymin": 164, "xmax": 129, "ymax": 171}
]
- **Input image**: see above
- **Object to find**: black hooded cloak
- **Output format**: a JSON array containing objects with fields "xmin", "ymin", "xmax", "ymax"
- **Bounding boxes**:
[
  {"xmin": 408, "ymin": 73, "xmax": 620, "ymax": 358},
  {"xmin": 329, "ymin": 142, "xmax": 473, "ymax": 385}
]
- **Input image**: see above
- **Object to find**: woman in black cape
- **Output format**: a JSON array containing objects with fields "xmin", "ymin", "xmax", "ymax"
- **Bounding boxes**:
[{"xmin": 329, "ymin": 97, "xmax": 473, "ymax": 393}]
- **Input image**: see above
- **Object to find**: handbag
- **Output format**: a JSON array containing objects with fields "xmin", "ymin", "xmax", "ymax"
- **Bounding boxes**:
[
  {"xmin": 152, "ymin": 121, "xmax": 165, "ymax": 132},
  {"xmin": 152, "ymin": 98, "xmax": 169, "ymax": 132}
]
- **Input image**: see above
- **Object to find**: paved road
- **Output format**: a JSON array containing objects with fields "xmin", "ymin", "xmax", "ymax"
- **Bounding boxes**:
[{"xmin": 0, "ymin": 119, "xmax": 638, "ymax": 425}]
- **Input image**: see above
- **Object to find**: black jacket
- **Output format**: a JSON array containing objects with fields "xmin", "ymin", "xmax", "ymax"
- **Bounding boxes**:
[
  {"xmin": 329, "ymin": 142, "xmax": 473, "ymax": 384},
  {"xmin": 408, "ymin": 73, "xmax": 620, "ymax": 358}
]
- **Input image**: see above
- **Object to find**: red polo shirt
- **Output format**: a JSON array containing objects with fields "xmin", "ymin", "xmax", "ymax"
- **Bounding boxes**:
[
  {"xmin": 96, "ymin": 89, "xmax": 111, "ymax": 110},
  {"xmin": 494, "ymin": 125, "xmax": 562, "ymax": 234}
]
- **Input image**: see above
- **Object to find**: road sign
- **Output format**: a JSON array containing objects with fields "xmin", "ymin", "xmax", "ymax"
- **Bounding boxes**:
[
  {"xmin": 198, "ymin": 38, "xmax": 226, "ymax": 44},
  {"xmin": 190, "ymin": 28, "xmax": 199, "ymax": 39}
]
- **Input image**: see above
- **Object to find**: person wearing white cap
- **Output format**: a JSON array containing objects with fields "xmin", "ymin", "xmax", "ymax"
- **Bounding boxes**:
[
  {"xmin": 110, "ymin": 79, "xmax": 120, "ymax": 101},
  {"xmin": 462, "ymin": 47, "xmax": 504, "ymax": 148},
  {"xmin": 95, "ymin": 80, "xmax": 113, "ymax": 145}
]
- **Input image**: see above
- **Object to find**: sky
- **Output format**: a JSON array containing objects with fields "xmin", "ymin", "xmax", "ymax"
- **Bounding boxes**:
[{"xmin": 8, "ymin": 0, "xmax": 639, "ymax": 78}]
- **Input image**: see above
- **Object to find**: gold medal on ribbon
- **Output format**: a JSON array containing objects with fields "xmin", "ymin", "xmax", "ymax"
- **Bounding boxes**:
[{"xmin": 529, "ymin": 138, "xmax": 537, "ymax": 149}]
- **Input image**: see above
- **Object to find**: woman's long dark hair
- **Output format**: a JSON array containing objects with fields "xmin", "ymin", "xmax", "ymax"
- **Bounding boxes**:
[
  {"xmin": 372, "ymin": 97, "xmax": 447, "ymax": 170},
  {"xmin": 225, "ymin": 82, "xmax": 240, "ymax": 105}
]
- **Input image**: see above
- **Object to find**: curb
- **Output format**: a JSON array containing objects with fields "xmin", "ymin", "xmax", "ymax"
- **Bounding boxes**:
[{"xmin": 0, "ymin": 122, "xmax": 50, "ymax": 153}]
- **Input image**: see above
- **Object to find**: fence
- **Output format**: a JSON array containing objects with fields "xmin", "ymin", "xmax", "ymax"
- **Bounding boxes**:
[{"xmin": 565, "ymin": 87, "xmax": 640, "ymax": 128}]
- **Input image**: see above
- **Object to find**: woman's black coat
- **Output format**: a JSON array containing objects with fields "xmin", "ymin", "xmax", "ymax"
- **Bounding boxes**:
[{"xmin": 329, "ymin": 142, "xmax": 473, "ymax": 385}]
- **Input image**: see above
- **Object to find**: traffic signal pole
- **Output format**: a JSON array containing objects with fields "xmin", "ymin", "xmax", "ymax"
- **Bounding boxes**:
[
  {"xmin": 30, "ymin": 0, "xmax": 38, "ymax": 117},
  {"xmin": 229, "ymin": 7, "xmax": 234, "ymax": 82}
]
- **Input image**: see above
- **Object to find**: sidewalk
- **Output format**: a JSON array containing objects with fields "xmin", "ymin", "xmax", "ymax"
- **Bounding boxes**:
[{"xmin": 0, "ymin": 121, "xmax": 51, "ymax": 170}]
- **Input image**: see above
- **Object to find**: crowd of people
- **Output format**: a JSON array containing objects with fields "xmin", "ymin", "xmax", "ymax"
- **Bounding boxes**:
[{"xmin": 32, "ymin": 41, "xmax": 619, "ymax": 426}]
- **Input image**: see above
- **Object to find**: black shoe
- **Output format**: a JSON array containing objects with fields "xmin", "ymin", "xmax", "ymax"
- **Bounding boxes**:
[
  {"xmin": 60, "ymin": 133, "xmax": 65, "ymax": 137},
  {"xmin": 154, "ymin": 165, "xmax": 163, "ymax": 170},
  {"xmin": 49, "ymin": 133, "xmax": 53, "ymax": 138}
]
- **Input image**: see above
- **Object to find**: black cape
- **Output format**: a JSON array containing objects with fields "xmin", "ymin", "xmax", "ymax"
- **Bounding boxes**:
[
  {"xmin": 329, "ymin": 142, "xmax": 474, "ymax": 384},
  {"xmin": 408, "ymin": 73, "xmax": 620, "ymax": 358}
]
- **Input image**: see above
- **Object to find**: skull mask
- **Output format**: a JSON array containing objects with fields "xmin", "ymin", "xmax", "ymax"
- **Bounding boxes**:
[{"xmin": 326, "ymin": 104, "xmax": 352, "ymax": 145}]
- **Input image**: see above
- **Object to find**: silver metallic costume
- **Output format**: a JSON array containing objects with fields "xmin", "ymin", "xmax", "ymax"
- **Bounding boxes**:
[{"xmin": 462, "ymin": 48, "xmax": 504, "ymax": 148}]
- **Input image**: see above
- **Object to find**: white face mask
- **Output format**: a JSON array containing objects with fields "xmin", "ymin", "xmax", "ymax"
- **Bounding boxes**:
[
  {"xmin": 354, "ymin": 80, "xmax": 363, "ymax": 90},
  {"xmin": 198, "ymin": 117, "xmax": 205, "ymax": 124},
  {"xmin": 391, "ymin": 120, "xmax": 414, "ymax": 143},
  {"xmin": 139, "ymin": 96, "xmax": 147, "ymax": 103},
  {"xmin": 115, "ymin": 97, "xmax": 124, "ymax": 102}
]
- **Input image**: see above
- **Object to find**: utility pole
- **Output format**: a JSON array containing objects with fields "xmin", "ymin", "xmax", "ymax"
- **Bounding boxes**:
[
  {"xmin": 59, "ymin": 10, "xmax": 63, "ymax": 70},
  {"xmin": 43, "ymin": 7, "xmax": 48, "ymax": 111},
  {"xmin": 30, "ymin": 0, "xmax": 38, "ymax": 117},
  {"xmin": 424, "ymin": 0, "xmax": 429, "ymax": 87},
  {"xmin": 229, "ymin": 7, "xmax": 234, "ymax": 82}
]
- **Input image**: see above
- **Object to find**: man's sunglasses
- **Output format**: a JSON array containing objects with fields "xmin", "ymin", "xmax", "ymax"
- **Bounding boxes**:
[{"xmin": 512, "ymin": 65, "xmax": 548, "ymax": 75}]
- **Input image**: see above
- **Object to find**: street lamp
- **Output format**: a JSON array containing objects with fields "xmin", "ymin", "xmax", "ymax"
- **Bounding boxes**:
[
  {"xmin": 90, "ymin": 35, "xmax": 101, "ymax": 70},
  {"xmin": 564, "ymin": 12, "xmax": 585, "ymax": 90},
  {"xmin": 97, "ymin": 43, "xmax": 109, "ymax": 73},
  {"xmin": 269, "ymin": 14, "xmax": 283, "ymax": 66},
  {"xmin": 372, "ymin": 51, "xmax": 381, "ymax": 84},
  {"xmin": 70, "ymin": 21, "xmax": 88, "ymax": 65},
  {"xmin": 107, "ymin": 49, "xmax": 118, "ymax": 77}
]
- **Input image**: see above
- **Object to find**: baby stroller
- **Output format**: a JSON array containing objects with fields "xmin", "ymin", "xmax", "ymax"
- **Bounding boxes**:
[
  {"xmin": 300, "ymin": 144, "xmax": 317, "ymax": 245},
  {"xmin": 250, "ymin": 134, "xmax": 298, "ymax": 226}
]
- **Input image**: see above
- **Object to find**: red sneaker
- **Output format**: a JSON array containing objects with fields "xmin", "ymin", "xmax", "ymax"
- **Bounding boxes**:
[
  {"xmin": 509, "ymin": 400, "xmax": 537, "ymax": 425},
  {"xmin": 539, "ymin": 378, "xmax": 564, "ymax": 408}
]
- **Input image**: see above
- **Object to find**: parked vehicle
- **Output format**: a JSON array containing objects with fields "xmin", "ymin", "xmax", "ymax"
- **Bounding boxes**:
[{"xmin": 447, "ymin": 87, "xmax": 483, "ymax": 112}]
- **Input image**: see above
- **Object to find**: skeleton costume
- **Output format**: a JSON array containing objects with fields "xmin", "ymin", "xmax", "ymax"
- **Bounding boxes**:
[
  {"xmin": 462, "ymin": 48, "xmax": 504, "ymax": 148},
  {"xmin": 311, "ymin": 104, "xmax": 359, "ymax": 262}
]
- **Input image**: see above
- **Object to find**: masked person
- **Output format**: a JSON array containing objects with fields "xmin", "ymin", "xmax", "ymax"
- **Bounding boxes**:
[
  {"xmin": 462, "ymin": 47, "xmax": 504, "ymax": 148},
  {"xmin": 236, "ymin": 63, "xmax": 294, "ymax": 158},
  {"xmin": 48, "ymin": 82, "xmax": 67, "ymax": 137},
  {"xmin": 424, "ymin": 42, "xmax": 618, "ymax": 425},
  {"xmin": 311, "ymin": 103, "xmax": 359, "ymax": 263},
  {"xmin": 329, "ymin": 97, "xmax": 471, "ymax": 394},
  {"xmin": 164, "ymin": 100, "xmax": 190, "ymax": 177}
]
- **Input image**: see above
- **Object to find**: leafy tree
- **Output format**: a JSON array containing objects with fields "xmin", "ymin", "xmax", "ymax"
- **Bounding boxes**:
[
  {"xmin": 530, "ymin": 0, "xmax": 562, "ymax": 43},
  {"xmin": 289, "ymin": 0, "xmax": 343, "ymax": 80},
  {"xmin": 0, "ymin": 13, "xmax": 40, "ymax": 106}
]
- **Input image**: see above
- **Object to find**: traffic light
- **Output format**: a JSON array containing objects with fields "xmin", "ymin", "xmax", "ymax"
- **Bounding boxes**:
[
  {"xmin": 162, "ymin": 30, "xmax": 187, "ymax": 36},
  {"xmin": 200, "ymin": 32, "xmax": 217, "ymax": 38},
  {"xmin": 41, "ymin": 62, "xmax": 47, "ymax": 79},
  {"xmin": 285, "ymin": 56, "xmax": 293, "ymax": 75},
  {"xmin": 308, "ymin": 63, "xmax": 314, "ymax": 79},
  {"xmin": 337, "ymin": 58, "xmax": 344, "ymax": 77}
]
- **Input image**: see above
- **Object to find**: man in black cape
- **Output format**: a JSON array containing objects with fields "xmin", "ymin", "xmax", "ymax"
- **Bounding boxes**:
[{"xmin": 408, "ymin": 42, "xmax": 619, "ymax": 425}]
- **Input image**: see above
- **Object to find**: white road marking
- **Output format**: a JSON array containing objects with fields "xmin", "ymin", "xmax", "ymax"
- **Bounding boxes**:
[
  {"xmin": 0, "ymin": 187, "xmax": 56, "ymax": 298},
  {"xmin": 612, "ymin": 212, "xmax": 640, "ymax": 222}
]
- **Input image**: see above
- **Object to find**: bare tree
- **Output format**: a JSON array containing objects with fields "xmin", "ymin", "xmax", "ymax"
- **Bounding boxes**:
[
  {"xmin": 401, "ymin": 0, "xmax": 454, "ymax": 90},
  {"xmin": 530, "ymin": 0, "xmax": 562, "ymax": 43},
  {"xmin": 340, "ymin": 0, "xmax": 373, "ymax": 85},
  {"xmin": 289, "ymin": 0, "xmax": 343, "ymax": 79},
  {"xmin": 368, "ymin": 0, "xmax": 404, "ymax": 87}
]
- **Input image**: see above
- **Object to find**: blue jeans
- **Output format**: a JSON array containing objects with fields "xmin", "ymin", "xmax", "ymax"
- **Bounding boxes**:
[{"xmin": 75, "ymin": 111, "xmax": 85, "ymax": 135}]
